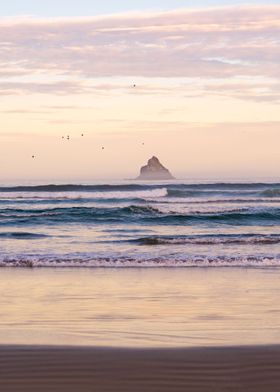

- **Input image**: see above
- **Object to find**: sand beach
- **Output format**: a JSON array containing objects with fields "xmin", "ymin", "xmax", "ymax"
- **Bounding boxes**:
[
  {"xmin": 0, "ymin": 268, "xmax": 280, "ymax": 390},
  {"xmin": 1, "ymin": 345, "xmax": 280, "ymax": 392}
]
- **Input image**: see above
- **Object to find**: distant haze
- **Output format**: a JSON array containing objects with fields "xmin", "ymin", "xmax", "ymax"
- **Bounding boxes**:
[{"xmin": 1, "ymin": 2, "xmax": 280, "ymax": 182}]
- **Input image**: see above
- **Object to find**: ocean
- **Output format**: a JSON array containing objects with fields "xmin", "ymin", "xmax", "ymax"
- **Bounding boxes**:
[{"xmin": 1, "ymin": 180, "xmax": 280, "ymax": 268}]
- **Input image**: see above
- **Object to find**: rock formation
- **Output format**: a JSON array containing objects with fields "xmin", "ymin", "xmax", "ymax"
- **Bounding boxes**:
[{"xmin": 136, "ymin": 156, "xmax": 175, "ymax": 180}]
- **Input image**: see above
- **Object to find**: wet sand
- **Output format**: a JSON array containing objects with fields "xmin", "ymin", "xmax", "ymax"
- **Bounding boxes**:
[
  {"xmin": 1, "ymin": 268, "xmax": 280, "ymax": 348},
  {"xmin": 1, "ymin": 345, "xmax": 280, "ymax": 392}
]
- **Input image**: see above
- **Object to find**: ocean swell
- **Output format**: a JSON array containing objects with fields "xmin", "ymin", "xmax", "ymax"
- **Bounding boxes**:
[{"xmin": 1, "ymin": 205, "xmax": 280, "ymax": 226}]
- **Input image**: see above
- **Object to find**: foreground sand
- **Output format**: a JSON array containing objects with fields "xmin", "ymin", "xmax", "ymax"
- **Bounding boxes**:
[{"xmin": 1, "ymin": 345, "xmax": 280, "ymax": 392}]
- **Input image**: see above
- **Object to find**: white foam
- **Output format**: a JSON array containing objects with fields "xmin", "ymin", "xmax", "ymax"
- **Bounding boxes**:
[
  {"xmin": 1, "ymin": 256, "xmax": 280, "ymax": 268},
  {"xmin": 0, "ymin": 188, "xmax": 168, "ymax": 201}
]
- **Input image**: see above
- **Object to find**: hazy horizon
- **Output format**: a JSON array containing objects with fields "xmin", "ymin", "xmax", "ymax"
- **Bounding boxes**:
[{"xmin": 1, "ymin": 1, "xmax": 280, "ymax": 181}]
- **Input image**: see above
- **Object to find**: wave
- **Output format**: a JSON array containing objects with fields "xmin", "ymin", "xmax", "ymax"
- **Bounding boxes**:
[
  {"xmin": 0, "ymin": 184, "xmax": 165, "ymax": 192},
  {"xmin": 184, "ymin": 198, "xmax": 280, "ymax": 204},
  {"xmin": 261, "ymin": 189, "xmax": 280, "ymax": 197},
  {"xmin": 0, "ymin": 232, "xmax": 49, "ymax": 239},
  {"xmin": 166, "ymin": 189, "xmax": 257, "ymax": 198},
  {"xmin": 1, "ymin": 182, "xmax": 280, "ymax": 192},
  {"xmin": 0, "ymin": 188, "xmax": 167, "ymax": 200},
  {"xmin": 0, "ymin": 205, "xmax": 163, "ymax": 226},
  {"xmin": 142, "ymin": 210, "xmax": 280, "ymax": 226},
  {"xmin": 2, "ymin": 184, "xmax": 280, "ymax": 206},
  {"xmin": 0, "ymin": 196, "xmax": 159, "ymax": 205},
  {"xmin": 134, "ymin": 234, "xmax": 280, "ymax": 245},
  {"xmin": 1, "ymin": 205, "xmax": 280, "ymax": 226},
  {"xmin": 155, "ymin": 210, "xmax": 280, "ymax": 224},
  {"xmin": 0, "ymin": 205, "xmax": 162, "ymax": 217},
  {"xmin": 167, "ymin": 189, "xmax": 202, "ymax": 197},
  {"xmin": 168, "ymin": 189, "xmax": 280, "ymax": 199},
  {"xmin": 1, "ymin": 255, "xmax": 280, "ymax": 268}
]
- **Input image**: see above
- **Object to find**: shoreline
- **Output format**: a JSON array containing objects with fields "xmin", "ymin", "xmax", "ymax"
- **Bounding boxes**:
[
  {"xmin": 1, "ymin": 264, "xmax": 280, "ymax": 269},
  {"xmin": 1, "ymin": 344, "xmax": 280, "ymax": 391}
]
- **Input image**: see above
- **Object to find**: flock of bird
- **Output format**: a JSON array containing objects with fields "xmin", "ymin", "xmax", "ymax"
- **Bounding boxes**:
[
  {"xmin": 61, "ymin": 134, "xmax": 85, "ymax": 141},
  {"xmin": 31, "ymin": 138, "xmax": 145, "ymax": 159},
  {"xmin": 31, "ymin": 84, "xmax": 139, "ymax": 159},
  {"xmin": 32, "ymin": 133, "xmax": 104, "ymax": 159}
]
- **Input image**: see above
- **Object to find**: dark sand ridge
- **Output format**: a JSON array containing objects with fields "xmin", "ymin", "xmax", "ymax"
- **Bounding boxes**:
[{"xmin": 1, "ymin": 345, "xmax": 280, "ymax": 392}]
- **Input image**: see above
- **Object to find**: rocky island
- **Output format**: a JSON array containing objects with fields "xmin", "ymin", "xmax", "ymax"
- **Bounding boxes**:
[{"xmin": 136, "ymin": 156, "xmax": 175, "ymax": 180}]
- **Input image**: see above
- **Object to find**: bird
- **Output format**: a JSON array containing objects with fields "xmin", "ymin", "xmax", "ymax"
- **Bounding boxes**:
[
  {"xmin": 81, "ymin": 134, "xmax": 84, "ymax": 137},
  {"xmin": 32, "ymin": 155, "xmax": 35, "ymax": 159},
  {"xmin": 133, "ymin": 84, "xmax": 136, "ymax": 88},
  {"xmin": 102, "ymin": 147, "xmax": 105, "ymax": 150}
]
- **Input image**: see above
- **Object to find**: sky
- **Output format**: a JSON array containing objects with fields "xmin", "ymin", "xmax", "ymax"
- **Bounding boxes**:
[
  {"xmin": 1, "ymin": 1, "xmax": 280, "ymax": 181},
  {"xmin": 1, "ymin": 0, "xmax": 280, "ymax": 17}
]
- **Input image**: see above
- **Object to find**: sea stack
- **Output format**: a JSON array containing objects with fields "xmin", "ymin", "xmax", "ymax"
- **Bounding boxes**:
[{"xmin": 136, "ymin": 156, "xmax": 175, "ymax": 180}]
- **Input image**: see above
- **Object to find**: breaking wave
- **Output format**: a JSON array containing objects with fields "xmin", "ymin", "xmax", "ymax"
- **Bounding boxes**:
[{"xmin": 1, "ymin": 255, "xmax": 280, "ymax": 268}]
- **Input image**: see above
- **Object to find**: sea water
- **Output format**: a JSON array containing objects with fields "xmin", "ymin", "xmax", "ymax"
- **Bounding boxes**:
[{"xmin": 0, "ymin": 180, "xmax": 280, "ymax": 267}]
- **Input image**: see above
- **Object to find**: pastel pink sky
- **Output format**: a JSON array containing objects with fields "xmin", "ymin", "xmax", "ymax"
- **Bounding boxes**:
[{"xmin": 1, "ymin": 5, "xmax": 280, "ymax": 181}]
